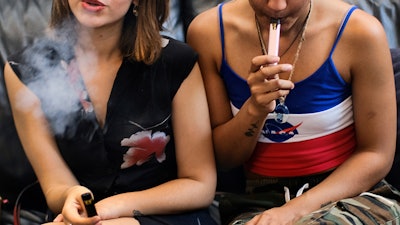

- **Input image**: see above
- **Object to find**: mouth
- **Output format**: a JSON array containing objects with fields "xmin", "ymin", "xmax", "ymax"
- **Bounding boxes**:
[{"xmin": 82, "ymin": 0, "xmax": 105, "ymax": 6}]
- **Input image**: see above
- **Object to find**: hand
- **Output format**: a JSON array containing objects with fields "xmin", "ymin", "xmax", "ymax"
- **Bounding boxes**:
[
  {"xmin": 247, "ymin": 55, "xmax": 294, "ymax": 117},
  {"xmin": 246, "ymin": 205, "xmax": 301, "ymax": 225},
  {"xmin": 54, "ymin": 186, "xmax": 101, "ymax": 225}
]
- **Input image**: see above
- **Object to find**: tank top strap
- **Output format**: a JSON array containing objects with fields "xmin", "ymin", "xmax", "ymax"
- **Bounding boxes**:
[
  {"xmin": 218, "ymin": 3, "xmax": 226, "ymax": 60},
  {"xmin": 329, "ymin": 5, "xmax": 358, "ymax": 56}
]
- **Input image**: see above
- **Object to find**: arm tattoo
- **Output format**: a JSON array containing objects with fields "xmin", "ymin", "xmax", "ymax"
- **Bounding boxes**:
[
  {"xmin": 321, "ymin": 201, "xmax": 333, "ymax": 208},
  {"xmin": 245, "ymin": 123, "xmax": 259, "ymax": 137}
]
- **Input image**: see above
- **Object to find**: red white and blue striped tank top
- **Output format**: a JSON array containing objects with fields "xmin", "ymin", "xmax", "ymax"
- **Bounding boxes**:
[{"xmin": 218, "ymin": 4, "xmax": 358, "ymax": 177}]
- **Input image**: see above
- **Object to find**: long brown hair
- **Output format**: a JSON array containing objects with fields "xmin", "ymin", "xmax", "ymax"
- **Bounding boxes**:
[{"xmin": 49, "ymin": 0, "xmax": 169, "ymax": 65}]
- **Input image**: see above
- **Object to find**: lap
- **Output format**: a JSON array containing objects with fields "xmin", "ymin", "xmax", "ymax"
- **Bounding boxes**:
[{"xmin": 220, "ymin": 180, "xmax": 400, "ymax": 225}]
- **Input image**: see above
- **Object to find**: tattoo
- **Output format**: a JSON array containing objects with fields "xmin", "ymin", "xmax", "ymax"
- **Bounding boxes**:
[
  {"xmin": 245, "ymin": 123, "xmax": 259, "ymax": 137},
  {"xmin": 321, "ymin": 201, "xmax": 332, "ymax": 208},
  {"xmin": 133, "ymin": 209, "xmax": 144, "ymax": 218}
]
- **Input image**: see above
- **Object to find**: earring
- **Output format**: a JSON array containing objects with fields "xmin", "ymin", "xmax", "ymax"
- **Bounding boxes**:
[{"xmin": 132, "ymin": 4, "xmax": 139, "ymax": 17}]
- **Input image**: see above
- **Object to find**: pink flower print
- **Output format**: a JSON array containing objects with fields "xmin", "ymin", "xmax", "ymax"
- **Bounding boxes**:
[{"xmin": 120, "ymin": 130, "xmax": 170, "ymax": 169}]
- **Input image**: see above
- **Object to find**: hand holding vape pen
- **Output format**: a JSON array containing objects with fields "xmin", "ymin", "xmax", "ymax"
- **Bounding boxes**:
[
  {"xmin": 268, "ymin": 18, "xmax": 281, "ymax": 65},
  {"xmin": 81, "ymin": 192, "xmax": 98, "ymax": 217}
]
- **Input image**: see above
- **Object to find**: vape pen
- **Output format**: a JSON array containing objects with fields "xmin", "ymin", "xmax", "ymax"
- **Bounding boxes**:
[
  {"xmin": 81, "ymin": 192, "xmax": 98, "ymax": 217},
  {"xmin": 268, "ymin": 18, "xmax": 281, "ymax": 64}
]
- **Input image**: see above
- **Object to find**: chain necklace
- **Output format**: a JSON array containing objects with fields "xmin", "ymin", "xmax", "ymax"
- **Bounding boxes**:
[{"xmin": 255, "ymin": 0, "xmax": 312, "ymax": 123}]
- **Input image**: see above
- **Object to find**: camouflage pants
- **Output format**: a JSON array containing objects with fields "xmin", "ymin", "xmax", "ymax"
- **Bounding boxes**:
[
  {"xmin": 228, "ymin": 180, "xmax": 400, "ymax": 225},
  {"xmin": 296, "ymin": 181, "xmax": 400, "ymax": 225}
]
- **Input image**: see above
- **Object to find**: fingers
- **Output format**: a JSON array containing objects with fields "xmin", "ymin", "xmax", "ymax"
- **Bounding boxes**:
[
  {"xmin": 246, "ymin": 55, "xmax": 294, "ymax": 116},
  {"xmin": 248, "ymin": 67, "xmax": 294, "ymax": 95},
  {"xmin": 60, "ymin": 188, "xmax": 101, "ymax": 225},
  {"xmin": 250, "ymin": 55, "xmax": 280, "ymax": 73}
]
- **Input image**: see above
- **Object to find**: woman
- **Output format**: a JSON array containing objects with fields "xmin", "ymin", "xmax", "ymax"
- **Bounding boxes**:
[
  {"xmin": 4, "ymin": 0, "xmax": 217, "ymax": 224},
  {"xmin": 187, "ymin": 0, "xmax": 398, "ymax": 224}
]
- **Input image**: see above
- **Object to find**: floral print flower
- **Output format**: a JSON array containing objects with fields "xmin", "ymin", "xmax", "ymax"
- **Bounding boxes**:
[{"xmin": 120, "ymin": 130, "xmax": 170, "ymax": 169}]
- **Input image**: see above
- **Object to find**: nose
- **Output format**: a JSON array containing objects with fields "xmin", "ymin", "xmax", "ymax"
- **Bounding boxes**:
[{"xmin": 267, "ymin": 0, "xmax": 288, "ymax": 11}]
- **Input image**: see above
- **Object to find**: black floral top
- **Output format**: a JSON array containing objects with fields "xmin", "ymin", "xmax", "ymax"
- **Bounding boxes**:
[{"xmin": 8, "ymin": 37, "xmax": 198, "ymax": 200}]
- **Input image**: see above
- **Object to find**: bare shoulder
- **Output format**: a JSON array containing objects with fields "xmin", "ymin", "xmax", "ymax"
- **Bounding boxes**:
[
  {"xmin": 187, "ymin": 6, "xmax": 220, "ymax": 45},
  {"xmin": 317, "ymin": 0, "xmax": 387, "ymax": 46},
  {"xmin": 345, "ymin": 8, "xmax": 387, "ymax": 45},
  {"xmin": 311, "ymin": 0, "xmax": 387, "ymax": 53},
  {"xmin": 187, "ymin": 1, "xmax": 246, "ymax": 47},
  {"xmin": 337, "ymin": 1, "xmax": 389, "ymax": 64},
  {"xmin": 331, "ymin": 1, "xmax": 392, "ymax": 80}
]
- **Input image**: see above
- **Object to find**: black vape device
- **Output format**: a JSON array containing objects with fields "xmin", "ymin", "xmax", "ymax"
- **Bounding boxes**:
[{"xmin": 81, "ymin": 192, "xmax": 98, "ymax": 217}]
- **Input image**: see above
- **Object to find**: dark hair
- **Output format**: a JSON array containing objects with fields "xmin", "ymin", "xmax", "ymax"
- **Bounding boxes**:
[{"xmin": 49, "ymin": 0, "xmax": 169, "ymax": 65}]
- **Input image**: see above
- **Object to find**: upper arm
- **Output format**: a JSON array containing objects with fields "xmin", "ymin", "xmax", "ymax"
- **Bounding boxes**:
[
  {"xmin": 171, "ymin": 62, "xmax": 216, "ymax": 186},
  {"xmin": 344, "ymin": 10, "xmax": 396, "ymax": 158},
  {"xmin": 187, "ymin": 9, "xmax": 234, "ymax": 129}
]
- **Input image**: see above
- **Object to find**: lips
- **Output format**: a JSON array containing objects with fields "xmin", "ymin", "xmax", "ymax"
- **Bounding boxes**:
[
  {"xmin": 81, "ymin": 0, "xmax": 106, "ymax": 12},
  {"xmin": 82, "ymin": 0, "xmax": 105, "ymax": 7}
]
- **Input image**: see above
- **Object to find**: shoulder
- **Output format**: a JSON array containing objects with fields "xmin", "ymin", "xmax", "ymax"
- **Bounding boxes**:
[
  {"xmin": 162, "ymin": 37, "xmax": 198, "ymax": 62},
  {"xmin": 188, "ymin": 5, "xmax": 220, "ymax": 32},
  {"xmin": 313, "ymin": 0, "xmax": 385, "ymax": 39},
  {"xmin": 337, "ymin": 3, "xmax": 389, "ymax": 64},
  {"xmin": 8, "ymin": 37, "xmax": 74, "ymax": 81},
  {"xmin": 157, "ymin": 38, "xmax": 198, "ymax": 82},
  {"xmin": 187, "ymin": 1, "xmax": 246, "ymax": 65},
  {"xmin": 9, "ymin": 37, "xmax": 74, "ymax": 64},
  {"xmin": 187, "ymin": 5, "xmax": 221, "ymax": 50},
  {"xmin": 345, "ymin": 8, "xmax": 387, "ymax": 45},
  {"xmin": 161, "ymin": 38, "xmax": 198, "ymax": 75},
  {"xmin": 318, "ymin": 0, "xmax": 387, "ymax": 47},
  {"xmin": 312, "ymin": 0, "xmax": 388, "ymax": 58},
  {"xmin": 188, "ymin": 1, "xmax": 245, "ymax": 43}
]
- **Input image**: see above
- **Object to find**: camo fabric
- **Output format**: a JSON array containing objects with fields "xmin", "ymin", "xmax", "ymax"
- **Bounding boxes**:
[
  {"xmin": 296, "ymin": 180, "xmax": 400, "ymax": 225},
  {"xmin": 228, "ymin": 180, "xmax": 400, "ymax": 225}
]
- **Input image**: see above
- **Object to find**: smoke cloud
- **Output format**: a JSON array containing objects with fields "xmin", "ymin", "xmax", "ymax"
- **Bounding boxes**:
[{"xmin": 11, "ymin": 21, "xmax": 91, "ymax": 137}]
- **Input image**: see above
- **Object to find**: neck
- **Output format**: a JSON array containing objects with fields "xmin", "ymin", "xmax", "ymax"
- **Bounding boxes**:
[{"xmin": 75, "ymin": 23, "xmax": 123, "ymax": 61}]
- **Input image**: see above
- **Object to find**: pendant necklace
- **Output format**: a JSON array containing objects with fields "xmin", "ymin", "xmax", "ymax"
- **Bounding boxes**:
[{"xmin": 255, "ymin": 0, "xmax": 312, "ymax": 123}]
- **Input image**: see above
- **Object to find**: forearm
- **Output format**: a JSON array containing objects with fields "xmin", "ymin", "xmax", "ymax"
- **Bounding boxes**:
[
  {"xmin": 96, "ymin": 178, "xmax": 215, "ymax": 219},
  {"xmin": 213, "ymin": 99, "xmax": 268, "ymax": 170},
  {"xmin": 285, "ymin": 149, "xmax": 394, "ymax": 217}
]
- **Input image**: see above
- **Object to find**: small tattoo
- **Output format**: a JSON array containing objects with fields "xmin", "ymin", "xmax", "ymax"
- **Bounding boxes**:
[
  {"xmin": 133, "ymin": 209, "xmax": 143, "ymax": 218},
  {"xmin": 245, "ymin": 123, "xmax": 258, "ymax": 137},
  {"xmin": 321, "ymin": 201, "xmax": 332, "ymax": 207}
]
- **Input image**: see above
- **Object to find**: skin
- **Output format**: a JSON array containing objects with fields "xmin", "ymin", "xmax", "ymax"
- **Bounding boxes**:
[
  {"xmin": 4, "ymin": 0, "xmax": 216, "ymax": 224},
  {"xmin": 187, "ymin": 0, "xmax": 396, "ymax": 224}
]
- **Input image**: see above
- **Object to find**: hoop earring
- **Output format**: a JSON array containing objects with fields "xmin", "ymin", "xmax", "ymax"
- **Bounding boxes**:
[{"xmin": 132, "ymin": 4, "xmax": 139, "ymax": 17}]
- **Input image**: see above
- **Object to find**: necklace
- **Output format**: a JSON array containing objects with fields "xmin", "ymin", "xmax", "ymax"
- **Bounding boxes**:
[{"xmin": 255, "ymin": 0, "xmax": 312, "ymax": 123}]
